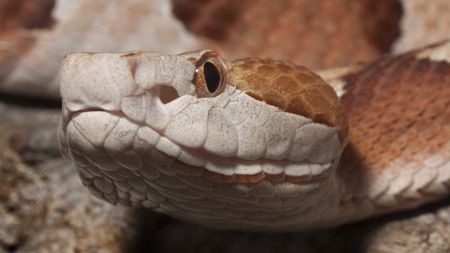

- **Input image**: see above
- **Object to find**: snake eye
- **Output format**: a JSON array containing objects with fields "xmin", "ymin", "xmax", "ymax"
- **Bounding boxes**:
[
  {"xmin": 194, "ymin": 56, "xmax": 227, "ymax": 97},
  {"xmin": 204, "ymin": 62, "xmax": 220, "ymax": 93}
]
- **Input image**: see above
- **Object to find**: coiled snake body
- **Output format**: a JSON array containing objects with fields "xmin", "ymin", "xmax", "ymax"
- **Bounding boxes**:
[{"xmin": 58, "ymin": 42, "xmax": 450, "ymax": 231}]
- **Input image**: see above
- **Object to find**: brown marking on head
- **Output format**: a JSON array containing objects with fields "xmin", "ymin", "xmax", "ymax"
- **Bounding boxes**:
[{"xmin": 228, "ymin": 58, "xmax": 348, "ymax": 142}]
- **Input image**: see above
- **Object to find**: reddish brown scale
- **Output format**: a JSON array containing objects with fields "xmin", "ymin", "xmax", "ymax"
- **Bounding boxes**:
[
  {"xmin": 173, "ymin": 0, "xmax": 402, "ymax": 69},
  {"xmin": 228, "ymin": 58, "xmax": 348, "ymax": 142},
  {"xmin": 203, "ymin": 170, "xmax": 236, "ymax": 183},
  {"xmin": 264, "ymin": 173, "xmax": 286, "ymax": 182},
  {"xmin": 235, "ymin": 172, "xmax": 265, "ymax": 183},
  {"xmin": 338, "ymin": 47, "xmax": 450, "ymax": 183},
  {"xmin": 0, "ymin": 0, "xmax": 55, "ymax": 74}
]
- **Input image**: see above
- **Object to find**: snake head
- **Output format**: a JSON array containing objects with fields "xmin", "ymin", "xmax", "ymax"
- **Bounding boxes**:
[{"xmin": 58, "ymin": 49, "xmax": 348, "ymax": 230}]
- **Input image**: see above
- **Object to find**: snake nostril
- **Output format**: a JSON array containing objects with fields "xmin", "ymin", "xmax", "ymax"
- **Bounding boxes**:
[{"xmin": 159, "ymin": 85, "xmax": 179, "ymax": 104}]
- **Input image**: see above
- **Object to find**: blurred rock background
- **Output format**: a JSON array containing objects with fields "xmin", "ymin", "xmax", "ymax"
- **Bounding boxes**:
[{"xmin": 0, "ymin": 0, "xmax": 449, "ymax": 252}]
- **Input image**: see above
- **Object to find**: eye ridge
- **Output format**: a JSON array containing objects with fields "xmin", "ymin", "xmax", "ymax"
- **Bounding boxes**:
[{"xmin": 203, "ymin": 61, "xmax": 221, "ymax": 93}]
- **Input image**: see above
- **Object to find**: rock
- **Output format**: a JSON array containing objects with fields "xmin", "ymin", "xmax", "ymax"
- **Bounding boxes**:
[
  {"xmin": 0, "ymin": 143, "xmax": 46, "ymax": 250},
  {"xmin": 0, "ymin": 101, "xmax": 139, "ymax": 253}
]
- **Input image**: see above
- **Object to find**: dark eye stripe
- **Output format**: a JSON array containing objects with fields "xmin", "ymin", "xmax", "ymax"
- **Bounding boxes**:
[{"xmin": 204, "ymin": 62, "xmax": 220, "ymax": 93}]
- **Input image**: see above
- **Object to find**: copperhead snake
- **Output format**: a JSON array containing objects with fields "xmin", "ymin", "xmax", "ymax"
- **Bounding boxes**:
[{"xmin": 58, "ymin": 41, "xmax": 450, "ymax": 232}]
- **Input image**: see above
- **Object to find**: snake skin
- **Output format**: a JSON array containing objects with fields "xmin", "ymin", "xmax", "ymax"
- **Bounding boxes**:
[
  {"xmin": 173, "ymin": 0, "xmax": 402, "ymax": 69},
  {"xmin": 58, "ymin": 42, "xmax": 450, "ymax": 231}
]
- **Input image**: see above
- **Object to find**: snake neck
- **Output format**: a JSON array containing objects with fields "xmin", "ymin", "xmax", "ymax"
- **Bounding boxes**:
[{"xmin": 327, "ymin": 47, "xmax": 450, "ymax": 227}]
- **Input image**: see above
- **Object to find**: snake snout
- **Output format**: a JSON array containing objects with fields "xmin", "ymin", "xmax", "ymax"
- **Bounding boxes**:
[
  {"xmin": 59, "ymin": 52, "xmax": 195, "ymax": 114},
  {"xmin": 59, "ymin": 53, "xmax": 139, "ymax": 113}
]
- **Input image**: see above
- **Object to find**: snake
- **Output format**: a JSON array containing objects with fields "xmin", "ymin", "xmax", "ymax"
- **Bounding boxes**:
[{"xmin": 58, "ymin": 41, "xmax": 450, "ymax": 232}]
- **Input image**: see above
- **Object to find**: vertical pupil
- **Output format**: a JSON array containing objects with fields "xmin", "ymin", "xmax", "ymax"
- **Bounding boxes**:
[{"xmin": 203, "ymin": 62, "xmax": 220, "ymax": 93}]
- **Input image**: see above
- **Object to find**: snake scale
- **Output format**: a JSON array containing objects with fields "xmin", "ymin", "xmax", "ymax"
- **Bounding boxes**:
[{"xmin": 58, "ymin": 41, "xmax": 450, "ymax": 232}]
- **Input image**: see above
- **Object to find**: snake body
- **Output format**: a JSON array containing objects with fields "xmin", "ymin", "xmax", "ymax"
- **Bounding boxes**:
[{"xmin": 58, "ymin": 42, "xmax": 450, "ymax": 231}]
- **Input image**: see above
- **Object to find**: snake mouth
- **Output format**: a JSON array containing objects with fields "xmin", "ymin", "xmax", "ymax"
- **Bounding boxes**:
[
  {"xmin": 69, "ymin": 107, "xmax": 105, "ymax": 117},
  {"xmin": 62, "ymin": 106, "xmax": 336, "ymax": 185},
  {"xmin": 62, "ymin": 87, "xmax": 339, "ymax": 185},
  {"xmin": 198, "ymin": 161, "xmax": 335, "ymax": 184}
]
